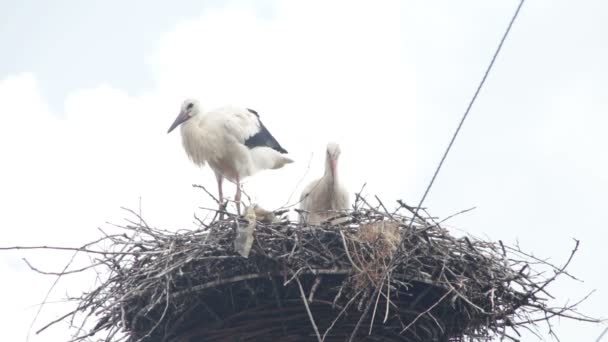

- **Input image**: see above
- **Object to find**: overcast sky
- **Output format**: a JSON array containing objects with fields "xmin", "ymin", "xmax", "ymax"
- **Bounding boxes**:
[{"xmin": 1, "ymin": 1, "xmax": 607, "ymax": 341}]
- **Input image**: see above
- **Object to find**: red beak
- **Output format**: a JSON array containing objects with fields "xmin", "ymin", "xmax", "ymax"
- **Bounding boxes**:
[
  {"xmin": 167, "ymin": 110, "xmax": 189, "ymax": 133},
  {"xmin": 330, "ymin": 159, "xmax": 337, "ymax": 177}
]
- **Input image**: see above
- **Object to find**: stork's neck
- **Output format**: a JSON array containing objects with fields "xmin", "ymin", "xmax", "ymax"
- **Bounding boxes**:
[{"xmin": 324, "ymin": 156, "xmax": 339, "ymax": 186}]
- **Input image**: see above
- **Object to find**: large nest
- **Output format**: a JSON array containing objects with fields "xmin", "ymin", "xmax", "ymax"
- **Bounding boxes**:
[{"xmin": 29, "ymin": 196, "xmax": 595, "ymax": 342}]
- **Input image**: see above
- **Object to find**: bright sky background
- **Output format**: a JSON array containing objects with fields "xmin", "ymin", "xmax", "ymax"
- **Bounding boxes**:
[{"xmin": 1, "ymin": 1, "xmax": 607, "ymax": 341}]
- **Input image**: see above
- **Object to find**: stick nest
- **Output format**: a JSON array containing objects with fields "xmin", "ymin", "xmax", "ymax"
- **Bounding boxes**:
[{"xmin": 34, "ymin": 199, "xmax": 595, "ymax": 342}]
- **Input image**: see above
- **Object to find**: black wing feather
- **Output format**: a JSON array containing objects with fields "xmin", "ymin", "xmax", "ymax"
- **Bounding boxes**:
[{"xmin": 244, "ymin": 109, "xmax": 288, "ymax": 154}]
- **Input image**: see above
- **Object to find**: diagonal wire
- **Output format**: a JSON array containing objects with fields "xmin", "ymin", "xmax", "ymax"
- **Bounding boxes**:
[
  {"xmin": 348, "ymin": 1, "xmax": 526, "ymax": 341},
  {"xmin": 597, "ymin": 326, "xmax": 608, "ymax": 342},
  {"xmin": 406, "ymin": 0, "xmax": 526, "ymax": 230}
]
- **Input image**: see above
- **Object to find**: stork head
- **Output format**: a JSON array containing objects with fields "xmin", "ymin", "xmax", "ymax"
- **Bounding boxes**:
[
  {"xmin": 167, "ymin": 99, "xmax": 200, "ymax": 133},
  {"xmin": 326, "ymin": 142, "xmax": 341, "ymax": 177}
]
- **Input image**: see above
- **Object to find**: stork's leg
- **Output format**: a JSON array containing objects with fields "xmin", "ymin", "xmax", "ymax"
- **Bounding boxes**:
[
  {"xmin": 235, "ymin": 175, "xmax": 242, "ymax": 215},
  {"xmin": 216, "ymin": 173, "xmax": 225, "ymax": 218}
]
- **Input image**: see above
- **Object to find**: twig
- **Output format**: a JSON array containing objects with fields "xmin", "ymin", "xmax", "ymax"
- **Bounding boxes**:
[
  {"xmin": 193, "ymin": 184, "xmax": 220, "ymax": 204},
  {"xmin": 368, "ymin": 279, "xmax": 384, "ymax": 335},
  {"xmin": 383, "ymin": 273, "xmax": 392, "ymax": 323},
  {"xmin": 340, "ymin": 230, "xmax": 363, "ymax": 272},
  {"xmin": 308, "ymin": 276, "xmax": 322, "ymax": 303},
  {"xmin": 438, "ymin": 206, "xmax": 477, "ymax": 224},
  {"xmin": 296, "ymin": 277, "xmax": 323, "ymax": 342},
  {"xmin": 322, "ymin": 291, "xmax": 362, "ymax": 341},
  {"xmin": 35, "ymin": 308, "xmax": 79, "ymax": 335},
  {"xmin": 400, "ymin": 289, "xmax": 453, "ymax": 334},
  {"xmin": 375, "ymin": 195, "xmax": 394, "ymax": 220},
  {"xmin": 0, "ymin": 245, "xmax": 161, "ymax": 255},
  {"xmin": 396, "ymin": 200, "xmax": 428, "ymax": 224},
  {"xmin": 22, "ymin": 258, "xmax": 104, "ymax": 276}
]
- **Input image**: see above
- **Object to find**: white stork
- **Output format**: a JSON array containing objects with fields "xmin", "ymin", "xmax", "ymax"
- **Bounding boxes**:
[
  {"xmin": 167, "ymin": 99, "xmax": 293, "ymax": 214},
  {"xmin": 299, "ymin": 142, "xmax": 350, "ymax": 224}
]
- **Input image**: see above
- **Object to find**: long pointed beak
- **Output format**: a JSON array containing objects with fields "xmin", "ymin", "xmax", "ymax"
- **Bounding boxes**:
[
  {"xmin": 330, "ymin": 159, "xmax": 337, "ymax": 177},
  {"xmin": 167, "ymin": 110, "xmax": 189, "ymax": 133}
]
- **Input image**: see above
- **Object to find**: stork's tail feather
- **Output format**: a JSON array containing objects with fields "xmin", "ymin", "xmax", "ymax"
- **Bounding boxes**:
[
  {"xmin": 249, "ymin": 147, "xmax": 293, "ymax": 172},
  {"xmin": 271, "ymin": 155, "xmax": 293, "ymax": 169}
]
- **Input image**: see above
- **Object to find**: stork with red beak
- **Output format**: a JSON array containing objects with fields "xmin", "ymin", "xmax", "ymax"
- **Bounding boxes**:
[
  {"xmin": 299, "ymin": 142, "xmax": 350, "ymax": 224},
  {"xmin": 167, "ymin": 99, "xmax": 293, "ymax": 214}
]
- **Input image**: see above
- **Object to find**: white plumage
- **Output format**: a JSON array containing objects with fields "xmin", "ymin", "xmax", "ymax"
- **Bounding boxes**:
[
  {"xmin": 299, "ymin": 142, "xmax": 350, "ymax": 224},
  {"xmin": 168, "ymin": 99, "xmax": 293, "ymax": 213}
]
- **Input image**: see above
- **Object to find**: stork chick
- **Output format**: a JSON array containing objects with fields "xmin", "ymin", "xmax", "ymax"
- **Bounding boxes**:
[
  {"xmin": 167, "ymin": 99, "xmax": 293, "ymax": 214},
  {"xmin": 299, "ymin": 142, "xmax": 350, "ymax": 224}
]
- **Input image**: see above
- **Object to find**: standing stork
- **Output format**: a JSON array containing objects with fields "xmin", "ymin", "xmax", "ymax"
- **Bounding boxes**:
[
  {"xmin": 167, "ymin": 99, "xmax": 293, "ymax": 214},
  {"xmin": 299, "ymin": 142, "xmax": 350, "ymax": 224}
]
